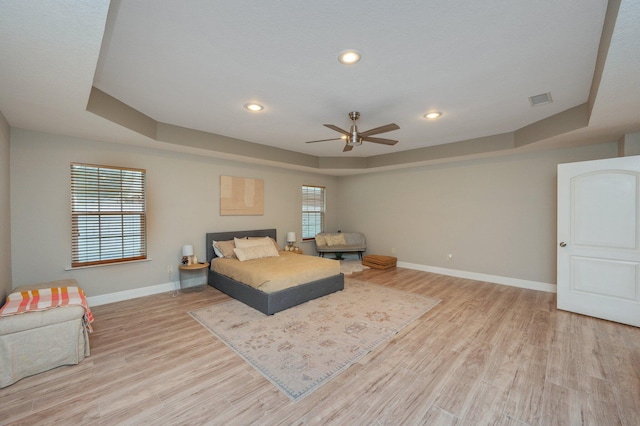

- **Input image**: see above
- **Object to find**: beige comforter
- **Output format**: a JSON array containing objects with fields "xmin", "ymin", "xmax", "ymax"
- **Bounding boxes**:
[{"xmin": 211, "ymin": 251, "xmax": 341, "ymax": 293}]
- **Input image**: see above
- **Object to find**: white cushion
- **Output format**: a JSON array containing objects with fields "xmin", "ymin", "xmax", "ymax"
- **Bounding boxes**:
[
  {"xmin": 315, "ymin": 234, "xmax": 327, "ymax": 246},
  {"xmin": 326, "ymin": 234, "xmax": 346, "ymax": 246}
]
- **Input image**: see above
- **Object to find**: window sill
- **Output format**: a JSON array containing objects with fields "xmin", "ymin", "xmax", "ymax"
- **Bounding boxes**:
[{"xmin": 65, "ymin": 258, "xmax": 152, "ymax": 271}]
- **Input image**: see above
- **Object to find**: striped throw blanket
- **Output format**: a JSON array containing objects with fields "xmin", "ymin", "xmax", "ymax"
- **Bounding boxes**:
[{"xmin": 0, "ymin": 286, "xmax": 94, "ymax": 332}]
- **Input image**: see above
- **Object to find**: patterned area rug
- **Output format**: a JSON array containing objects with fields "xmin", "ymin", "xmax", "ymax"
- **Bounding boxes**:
[{"xmin": 189, "ymin": 279, "xmax": 440, "ymax": 401}]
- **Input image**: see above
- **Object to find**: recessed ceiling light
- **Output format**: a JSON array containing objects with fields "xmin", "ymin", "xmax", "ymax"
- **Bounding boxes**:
[
  {"xmin": 245, "ymin": 103, "xmax": 264, "ymax": 112},
  {"xmin": 424, "ymin": 112, "xmax": 442, "ymax": 119},
  {"xmin": 338, "ymin": 50, "xmax": 361, "ymax": 65}
]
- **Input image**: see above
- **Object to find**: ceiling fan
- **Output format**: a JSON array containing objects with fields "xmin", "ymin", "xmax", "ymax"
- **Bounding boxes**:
[{"xmin": 306, "ymin": 111, "xmax": 400, "ymax": 152}]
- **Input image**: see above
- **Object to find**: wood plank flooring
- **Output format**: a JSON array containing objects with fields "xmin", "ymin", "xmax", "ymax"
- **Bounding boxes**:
[{"xmin": 1, "ymin": 267, "xmax": 639, "ymax": 425}]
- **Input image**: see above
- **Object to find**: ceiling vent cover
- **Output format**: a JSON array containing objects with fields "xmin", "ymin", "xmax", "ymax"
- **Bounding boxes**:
[{"xmin": 529, "ymin": 92, "xmax": 553, "ymax": 106}]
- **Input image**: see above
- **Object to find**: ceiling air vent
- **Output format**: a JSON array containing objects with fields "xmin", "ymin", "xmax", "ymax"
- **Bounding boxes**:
[{"xmin": 529, "ymin": 92, "xmax": 553, "ymax": 106}]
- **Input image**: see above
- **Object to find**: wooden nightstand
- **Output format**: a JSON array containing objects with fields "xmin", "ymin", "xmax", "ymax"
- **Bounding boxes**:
[{"xmin": 179, "ymin": 262, "xmax": 209, "ymax": 292}]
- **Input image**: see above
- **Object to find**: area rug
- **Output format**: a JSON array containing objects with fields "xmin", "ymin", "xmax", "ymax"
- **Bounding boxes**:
[
  {"xmin": 339, "ymin": 259, "xmax": 370, "ymax": 274},
  {"xmin": 189, "ymin": 279, "xmax": 440, "ymax": 401}
]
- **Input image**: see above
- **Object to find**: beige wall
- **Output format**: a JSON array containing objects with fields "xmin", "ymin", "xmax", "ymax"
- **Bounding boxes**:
[
  {"xmin": 0, "ymin": 111, "xmax": 10, "ymax": 299},
  {"xmin": 337, "ymin": 142, "xmax": 618, "ymax": 285},
  {"xmin": 7, "ymin": 126, "xmax": 622, "ymax": 296},
  {"xmin": 9, "ymin": 128, "xmax": 339, "ymax": 297}
]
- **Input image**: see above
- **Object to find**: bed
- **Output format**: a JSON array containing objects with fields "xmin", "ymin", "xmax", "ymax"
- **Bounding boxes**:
[{"xmin": 206, "ymin": 229, "xmax": 344, "ymax": 314}]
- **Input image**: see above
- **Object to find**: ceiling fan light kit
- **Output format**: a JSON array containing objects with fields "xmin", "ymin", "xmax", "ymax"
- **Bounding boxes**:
[
  {"xmin": 305, "ymin": 111, "xmax": 400, "ymax": 152},
  {"xmin": 347, "ymin": 111, "xmax": 362, "ymax": 146}
]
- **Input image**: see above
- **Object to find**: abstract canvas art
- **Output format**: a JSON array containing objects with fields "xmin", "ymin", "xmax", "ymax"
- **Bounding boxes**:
[{"xmin": 220, "ymin": 175, "xmax": 264, "ymax": 215}]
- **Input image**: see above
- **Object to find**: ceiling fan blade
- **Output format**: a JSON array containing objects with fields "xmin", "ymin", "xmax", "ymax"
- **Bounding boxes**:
[
  {"xmin": 305, "ymin": 137, "xmax": 343, "ymax": 143},
  {"xmin": 324, "ymin": 124, "xmax": 350, "ymax": 136},
  {"xmin": 362, "ymin": 136, "xmax": 399, "ymax": 145},
  {"xmin": 359, "ymin": 123, "xmax": 400, "ymax": 137},
  {"xmin": 343, "ymin": 143, "xmax": 354, "ymax": 152}
]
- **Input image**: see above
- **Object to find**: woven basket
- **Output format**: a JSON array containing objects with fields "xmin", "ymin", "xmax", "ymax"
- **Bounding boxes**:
[{"xmin": 362, "ymin": 255, "xmax": 397, "ymax": 270}]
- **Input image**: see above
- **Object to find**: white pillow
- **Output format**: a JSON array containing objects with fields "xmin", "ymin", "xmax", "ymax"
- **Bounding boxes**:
[
  {"xmin": 234, "ymin": 236, "xmax": 273, "ymax": 249},
  {"xmin": 234, "ymin": 244, "xmax": 280, "ymax": 261}
]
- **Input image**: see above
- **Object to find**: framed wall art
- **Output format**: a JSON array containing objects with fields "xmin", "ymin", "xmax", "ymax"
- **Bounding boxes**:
[{"xmin": 220, "ymin": 175, "xmax": 264, "ymax": 215}]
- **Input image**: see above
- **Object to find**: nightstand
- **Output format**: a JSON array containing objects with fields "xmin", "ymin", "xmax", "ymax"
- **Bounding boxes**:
[
  {"xmin": 288, "ymin": 248, "xmax": 303, "ymax": 255},
  {"xmin": 179, "ymin": 262, "xmax": 209, "ymax": 292}
]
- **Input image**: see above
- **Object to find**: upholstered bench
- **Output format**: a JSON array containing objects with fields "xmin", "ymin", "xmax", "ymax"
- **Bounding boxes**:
[
  {"xmin": 363, "ymin": 255, "xmax": 397, "ymax": 270},
  {"xmin": 315, "ymin": 232, "xmax": 366, "ymax": 259},
  {"xmin": 0, "ymin": 279, "xmax": 91, "ymax": 388}
]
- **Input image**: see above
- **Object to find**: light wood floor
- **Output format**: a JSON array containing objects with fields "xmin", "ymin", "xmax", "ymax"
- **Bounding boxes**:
[{"xmin": 2, "ymin": 268, "xmax": 639, "ymax": 425}]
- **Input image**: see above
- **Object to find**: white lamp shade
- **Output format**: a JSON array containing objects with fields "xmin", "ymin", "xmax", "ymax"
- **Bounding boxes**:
[
  {"xmin": 286, "ymin": 232, "xmax": 296, "ymax": 243},
  {"xmin": 182, "ymin": 244, "xmax": 194, "ymax": 256}
]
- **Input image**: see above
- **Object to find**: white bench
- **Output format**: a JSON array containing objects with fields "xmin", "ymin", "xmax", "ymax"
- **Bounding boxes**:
[{"xmin": 0, "ymin": 279, "xmax": 90, "ymax": 388}]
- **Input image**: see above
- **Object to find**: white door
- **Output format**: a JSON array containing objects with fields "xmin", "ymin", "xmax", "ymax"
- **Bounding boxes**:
[{"xmin": 558, "ymin": 156, "xmax": 640, "ymax": 327}]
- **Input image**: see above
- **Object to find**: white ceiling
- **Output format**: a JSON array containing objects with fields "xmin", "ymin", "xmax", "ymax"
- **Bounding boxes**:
[{"xmin": 1, "ymin": 0, "xmax": 639, "ymax": 168}]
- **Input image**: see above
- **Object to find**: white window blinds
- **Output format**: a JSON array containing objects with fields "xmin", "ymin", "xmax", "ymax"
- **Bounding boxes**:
[
  {"xmin": 71, "ymin": 163, "xmax": 147, "ymax": 267},
  {"xmin": 302, "ymin": 185, "xmax": 325, "ymax": 240}
]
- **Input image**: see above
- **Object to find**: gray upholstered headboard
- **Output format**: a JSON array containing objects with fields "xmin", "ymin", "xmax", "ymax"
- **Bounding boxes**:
[{"xmin": 206, "ymin": 229, "xmax": 277, "ymax": 263}]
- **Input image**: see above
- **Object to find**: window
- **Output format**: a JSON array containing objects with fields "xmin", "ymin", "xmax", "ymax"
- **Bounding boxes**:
[
  {"xmin": 302, "ymin": 185, "xmax": 325, "ymax": 240},
  {"xmin": 71, "ymin": 163, "xmax": 147, "ymax": 267}
]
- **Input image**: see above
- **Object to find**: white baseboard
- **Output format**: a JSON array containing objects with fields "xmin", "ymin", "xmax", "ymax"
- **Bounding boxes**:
[
  {"xmin": 86, "ymin": 263, "xmax": 555, "ymax": 307},
  {"xmin": 87, "ymin": 281, "xmax": 179, "ymax": 306},
  {"xmin": 397, "ymin": 261, "xmax": 557, "ymax": 293}
]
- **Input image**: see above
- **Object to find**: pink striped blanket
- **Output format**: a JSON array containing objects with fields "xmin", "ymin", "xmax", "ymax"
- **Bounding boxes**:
[{"xmin": 0, "ymin": 286, "xmax": 94, "ymax": 332}]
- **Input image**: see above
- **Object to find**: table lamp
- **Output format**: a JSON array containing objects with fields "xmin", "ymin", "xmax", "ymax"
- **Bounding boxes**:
[
  {"xmin": 182, "ymin": 244, "xmax": 194, "ymax": 265},
  {"xmin": 286, "ymin": 232, "xmax": 296, "ymax": 250}
]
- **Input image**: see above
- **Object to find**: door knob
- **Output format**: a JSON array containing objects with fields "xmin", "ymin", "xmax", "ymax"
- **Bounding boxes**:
[{"xmin": 559, "ymin": 242, "xmax": 567, "ymax": 247}]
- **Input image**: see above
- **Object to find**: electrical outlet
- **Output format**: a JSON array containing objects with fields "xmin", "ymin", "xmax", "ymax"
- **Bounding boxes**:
[
  {"xmin": 447, "ymin": 253, "xmax": 453, "ymax": 261},
  {"xmin": 167, "ymin": 265, "xmax": 173, "ymax": 275},
  {"xmin": 391, "ymin": 247, "xmax": 397, "ymax": 254}
]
